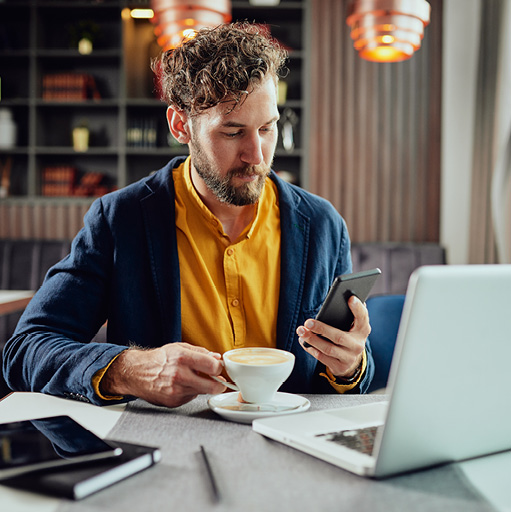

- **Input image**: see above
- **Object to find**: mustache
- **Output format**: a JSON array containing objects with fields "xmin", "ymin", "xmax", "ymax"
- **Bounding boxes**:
[{"xmin": 229, "ymin": 164, "xmax": 270, "ymax": 178}]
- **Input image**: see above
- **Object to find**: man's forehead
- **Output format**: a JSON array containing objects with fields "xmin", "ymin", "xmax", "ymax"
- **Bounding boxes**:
[
  {"xmin": 197, "ymin": 103, "xmax": 271, "ymax": 126},
  {"xmin": 218, "ymin": 91, "xmax": 250, "ymax": 117},
  {"xmin": 192, "ymin": 96, "xmax": 244, "ymax": 121},
  {"xmin": 193, "ymin": 78, "xmax": 278, "ymax": 125},
  {"xmin": 217, "ymin": 77, "xmax": 278, "ymax": 116}
]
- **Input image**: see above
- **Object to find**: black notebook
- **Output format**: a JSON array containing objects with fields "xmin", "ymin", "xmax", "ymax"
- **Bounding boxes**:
[{"xmin": 3, "ymin": 440, "xmax": 161, "ymax": 500}]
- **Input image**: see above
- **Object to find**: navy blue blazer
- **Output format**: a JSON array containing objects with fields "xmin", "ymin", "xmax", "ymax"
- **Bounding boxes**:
[{"xmin": 3, "ymin": 157, "xmax": 374, "ymax": 404}]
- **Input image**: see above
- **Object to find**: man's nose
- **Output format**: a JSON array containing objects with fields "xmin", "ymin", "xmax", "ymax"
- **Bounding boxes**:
[{"xmin": 240, "ymin": 133, "xmax": 264, "ymax": 165}]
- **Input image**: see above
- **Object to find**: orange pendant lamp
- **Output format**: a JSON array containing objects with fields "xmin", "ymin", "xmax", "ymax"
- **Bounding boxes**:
[
  {"xmin": 150, "ymin": 0, "xmax": 232, "ymax": 51},
  {"xmin": 346, "ymin": 0, "xmax": 431, "ymax": 63}
]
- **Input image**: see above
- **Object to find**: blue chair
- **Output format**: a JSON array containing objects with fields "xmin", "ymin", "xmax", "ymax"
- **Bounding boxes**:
[{"xmin": 366, "ymin": 294, "xmax": 406, "ymax": 393}]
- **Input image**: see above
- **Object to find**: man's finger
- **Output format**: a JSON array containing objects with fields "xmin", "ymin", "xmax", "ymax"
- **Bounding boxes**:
[{"xmin": 166, "ymin": 344, "xmax": 224, "ymax": 377}]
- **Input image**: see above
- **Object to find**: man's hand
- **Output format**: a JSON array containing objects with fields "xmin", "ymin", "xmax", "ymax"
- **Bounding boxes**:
[
  {"xmin": 296, "ymin": 296, "xmax": 371, "ymax": 378},
  {"xmin": 100, "ymin": 342, "xmax": 227, "ymax": 408}
]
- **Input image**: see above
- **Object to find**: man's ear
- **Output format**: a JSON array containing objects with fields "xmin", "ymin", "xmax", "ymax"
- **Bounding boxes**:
[{"xmin": 166, "ymin": 107, "xmax": 191, "ymax": 144}]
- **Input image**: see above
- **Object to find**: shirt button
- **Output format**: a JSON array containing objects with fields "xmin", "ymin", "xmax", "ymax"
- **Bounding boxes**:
[
  {"xmin": 232, "ymin": 299, "xmax": 239, "ymax": 307},
  {"xmin": 227, "ymin": 248, "xmax": 234, "ymax": 256}
]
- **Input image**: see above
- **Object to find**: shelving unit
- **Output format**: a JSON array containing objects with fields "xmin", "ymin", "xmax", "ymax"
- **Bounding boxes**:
[{"xmin": 0, "ymin": 0, "xmax": 308, "ymax": 204}]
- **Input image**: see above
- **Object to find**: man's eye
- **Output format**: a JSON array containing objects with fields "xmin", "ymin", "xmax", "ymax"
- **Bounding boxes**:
[
  {"xmin": 261, "ymin": 122, "xmax": 278, "ymax": 133},
  {"xmin": 225, "ymin": 132, "xmax": 241, "ymax": 138}
]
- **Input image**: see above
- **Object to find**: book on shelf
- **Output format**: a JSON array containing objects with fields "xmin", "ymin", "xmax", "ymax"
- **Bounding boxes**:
[
  {"xmin": 42, "ymin": 73, "xmax": 101, "ymax": 101},
  {"xmin": 41, "ymin": 166, "xmax": 77, "ymax": 196},
  {"xmin": 126, "ymin": 117, "xmax": 158, "ymax": 148},
  {"xmin": 41, "ymin": 167, "xmax": 115, "ymax": 197},
  {"xmin": 74, "ymin": 171, "xmax": 110, "ymax": 197}
]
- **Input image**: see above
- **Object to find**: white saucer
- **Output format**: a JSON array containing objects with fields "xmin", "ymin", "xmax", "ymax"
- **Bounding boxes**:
[{"xmin": 208, "ymin": 392, "xmax": 310, "ymax": 424}]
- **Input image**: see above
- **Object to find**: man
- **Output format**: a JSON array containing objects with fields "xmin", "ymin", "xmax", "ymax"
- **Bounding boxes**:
[{"xmin": 3, "ymin": 23, "xmax": 374, "ymax": 407}]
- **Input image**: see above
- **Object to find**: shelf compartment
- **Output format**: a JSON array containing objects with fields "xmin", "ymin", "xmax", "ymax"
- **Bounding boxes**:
[
  {"xmin": 0, "ymin": 104, "xmax": 29, "ymax": 148},
  {"xmin": 35, "ymin": 153, "xmax": 119, "ymax": 197},
  {"xmin": 35, "ymin": 4, "xmax": 122, "ymax": 52},
  {"xmin": 123, "ymin": 15, "xmax": 161, "ymax": 100},
  {"xmin": 0, "ymin": 153, "xmax": 29, "ymax": 197},
  {"xmin": 0, "ymin": 4, "xmax": 31, "ymax": 52},
  {"xmin": 35, "ymin": 105, "xmax": 120, "ymax": 149},
  {"xmin": 0, "ymin": 57, "xmax": 31, "ymax": 101},
  {"xmin": 36, "ymin": 61, "xmax": 121, "ymax": 101},
  {"xmin": 126, "ymin": 104, "xmax": 170, "ymax": 149}
]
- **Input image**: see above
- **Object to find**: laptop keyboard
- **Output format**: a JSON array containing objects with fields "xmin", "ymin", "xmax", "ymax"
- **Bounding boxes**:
[{"xmin": 315, "ymin": 425, "xmax": 381, "ymax": 455}]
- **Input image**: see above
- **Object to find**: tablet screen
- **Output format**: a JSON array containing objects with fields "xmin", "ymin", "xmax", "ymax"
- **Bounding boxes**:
[{"xmin": 0, "ymin": 415, "xmax": 122, "ymax": 479}]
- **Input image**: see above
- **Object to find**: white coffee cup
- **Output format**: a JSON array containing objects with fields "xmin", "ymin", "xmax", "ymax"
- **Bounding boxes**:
[{"xmin": 223, "ymin": 347, "xmax": 295, "ymax": 404}]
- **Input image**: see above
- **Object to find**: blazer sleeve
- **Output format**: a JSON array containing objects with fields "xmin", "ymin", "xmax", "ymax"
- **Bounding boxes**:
[
  {"xmin": 310, "ymin": 209, "xmax": 376, "ymax": 394},
  {"xmin": 2, "ymin": 198, "xmax": 131, "ymax": 405}
]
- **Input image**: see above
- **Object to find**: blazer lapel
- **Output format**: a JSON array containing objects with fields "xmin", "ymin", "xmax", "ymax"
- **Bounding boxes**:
[
  {"xmin": 140, "ymin": 162, "xmax": 183, "ymax": 342},
  {"xmin": 273, "ymin": 176, "xmax": 310, "ymax": 351}
]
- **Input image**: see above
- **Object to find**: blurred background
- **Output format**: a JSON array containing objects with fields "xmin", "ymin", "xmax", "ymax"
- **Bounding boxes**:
[{"xmin": 0, "ymin": 0, "xmax": 509, "ymax": 265}]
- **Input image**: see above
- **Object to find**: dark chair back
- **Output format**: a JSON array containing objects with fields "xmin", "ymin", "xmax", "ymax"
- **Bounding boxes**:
[
  {"xmin": 352, "ymin": 243, "xmax": 446, "ymax": 295},
  {"xmin": 366, "ymin": 294, "xmax": 406, "ymax": 393},
  {"xmin": 1, "ymin": 239, "xmax": 71, "ymax": 397}
]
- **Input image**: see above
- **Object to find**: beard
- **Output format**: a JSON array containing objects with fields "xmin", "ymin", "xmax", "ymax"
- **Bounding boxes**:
[{"xmin": 189, "ymin": 139, "xmax": 273, "ymax": 206}]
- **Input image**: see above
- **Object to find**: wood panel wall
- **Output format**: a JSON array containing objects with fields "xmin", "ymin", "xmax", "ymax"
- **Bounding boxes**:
[
  {"xmin": 468, "ymin": 0, "xmax": 500, "ymax": 263},
  {"xmin": 308, "ymin": 0, "xmax": 443, "ymax": 243}
]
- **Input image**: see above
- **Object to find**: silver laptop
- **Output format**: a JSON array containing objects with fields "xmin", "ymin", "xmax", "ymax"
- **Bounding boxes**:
[{"xmin": 253, "ymin": 264, "xmax": 511, "ymax": 478}]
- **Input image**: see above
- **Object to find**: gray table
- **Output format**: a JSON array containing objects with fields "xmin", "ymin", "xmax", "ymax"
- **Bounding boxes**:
[{"xmin": 58, "ymin": 394, "xmax": 493, "ymax": 512}]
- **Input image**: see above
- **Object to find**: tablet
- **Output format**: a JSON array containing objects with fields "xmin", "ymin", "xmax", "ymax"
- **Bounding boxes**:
[
  {"xmin": 316, "ymin": 268, "xmax": 381, "ymax": 331},
  {"xmin": 0, "ymin": 415, "xmax": 123, "ymax": 480},
  {"xmin": 3, "ymin": 440, "xmax": 161, "ymax": 500}
]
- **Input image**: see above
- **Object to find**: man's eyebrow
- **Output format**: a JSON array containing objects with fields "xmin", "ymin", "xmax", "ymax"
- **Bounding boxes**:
[{"xmin": 220, "ymin": 116, "xmax": 280, "ymax": 128}]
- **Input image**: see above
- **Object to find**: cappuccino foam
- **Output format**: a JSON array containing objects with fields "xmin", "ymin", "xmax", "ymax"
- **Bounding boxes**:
[{"xmin": 226, "ymin": 349, "xmax": 290, "ymax": 365}]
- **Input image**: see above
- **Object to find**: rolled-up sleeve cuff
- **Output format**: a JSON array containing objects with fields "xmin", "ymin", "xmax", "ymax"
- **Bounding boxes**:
[
  {"xmin": 319, "ymin": 349, "xmax": 367, "ymax": 394},
  {"xmin": 92, "ymin": 351, "xmax": 126, "ymax": 401}
]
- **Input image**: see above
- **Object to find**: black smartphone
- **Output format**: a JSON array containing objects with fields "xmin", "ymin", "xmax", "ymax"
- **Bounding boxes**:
[
  {"xmin": 316, "ymin": 268, "xmax": 382, "ymax": 331},
  {"xmin": 0, "ymin": 415, "xmax": 123, "ymax": 480}
]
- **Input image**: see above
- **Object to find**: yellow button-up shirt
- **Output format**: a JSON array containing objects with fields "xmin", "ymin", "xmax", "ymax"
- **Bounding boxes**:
[
  {"xmin": 93, "ymin": 158, "xmax": 365, "ymax": 398},
  {"xmin": 174, "ymin": 157, "xmax": 281, "ymax": 352}
]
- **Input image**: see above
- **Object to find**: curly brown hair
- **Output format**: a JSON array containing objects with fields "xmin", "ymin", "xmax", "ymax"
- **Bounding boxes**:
[{"xmin": 152, "ymin": 22, "xmax": 288, "ymax": 114}]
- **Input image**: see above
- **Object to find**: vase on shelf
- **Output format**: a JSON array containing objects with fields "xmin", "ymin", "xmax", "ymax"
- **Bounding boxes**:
[
  {"xmin": 73, "ymin": 124, "xmax": 90, "ymax": 152},
  {"xmin": 0, "ymin": 108, "xmax": 17, "ymax": 149}
]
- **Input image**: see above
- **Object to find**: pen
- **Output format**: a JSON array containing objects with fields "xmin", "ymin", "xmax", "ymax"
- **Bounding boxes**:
[{"xmin": 200, "ymin": 445, "xmax": 221, "ymax": 502}]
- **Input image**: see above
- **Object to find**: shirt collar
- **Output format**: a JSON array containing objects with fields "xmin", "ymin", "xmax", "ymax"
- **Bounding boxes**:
[{"xmin": 181, "ymin": 156, "xmax": 269, "ymax": 241}]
